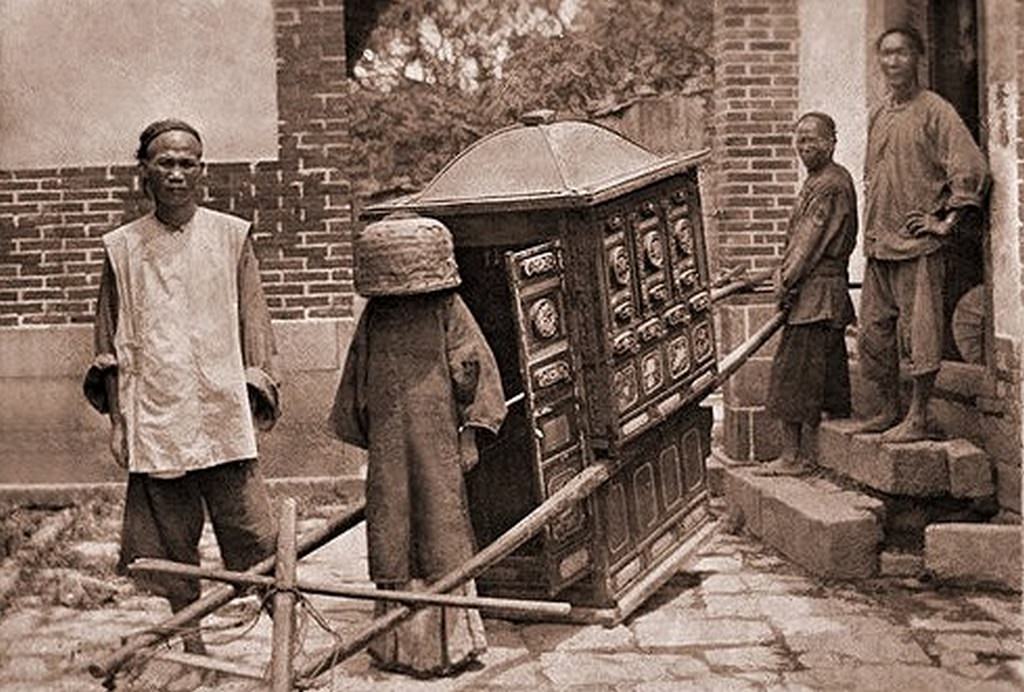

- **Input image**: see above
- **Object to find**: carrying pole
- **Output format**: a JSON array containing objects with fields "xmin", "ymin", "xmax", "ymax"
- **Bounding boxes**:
[
  {"xmin": 709, "ymin": 268, "xmax": 773, "ymax": 304},
  {"xmin": 129, "ymin": 559, "xmax": 572, "ymax": 617},
  {"xmin": 692, "ymin": 309, "xmax": 787, "ymax": 403},
  {"xmin": 296, "ymin": 462, "xmax": 612, "ymax": 684},
  {"xmin": 270, "ymin": 498, "xmax": 298, "ymax": 691},
  {"xmin": 89, "ymin": 501, "xmax": 367, "ymax": 682}
]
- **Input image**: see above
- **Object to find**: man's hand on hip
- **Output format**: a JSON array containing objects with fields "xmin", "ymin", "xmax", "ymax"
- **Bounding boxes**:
[{"xmin": 905, "ymin": 210, "xmax": 956, "ymax": 238}]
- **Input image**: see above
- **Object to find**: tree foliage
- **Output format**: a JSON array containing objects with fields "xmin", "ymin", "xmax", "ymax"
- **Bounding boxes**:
[{"xmin": 343, "ymin": 0, "xmax": 713, "ymax": 198}]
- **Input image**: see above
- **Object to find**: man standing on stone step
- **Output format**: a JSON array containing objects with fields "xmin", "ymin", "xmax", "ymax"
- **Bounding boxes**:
[
  {"xmin": 83, "ymin": 119, "xmax": 280, "ymax": 656},
  {"xmin": 854, "ymin": 26, "xmax": 989, "ymax": 443},
  {"xmin": 757, "ymin": 112, "xmax": 858, "ymax": 477}
]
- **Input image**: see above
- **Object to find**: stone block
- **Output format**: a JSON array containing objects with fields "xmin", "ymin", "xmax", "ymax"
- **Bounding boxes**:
[
  {"xmin": 749, "ymin": 407, "xmax": 781, "ymax": 461},
  {"xmin": 706, "ymin": 449, "xmax": 728, "ymax": 498},
  {"xmin": 882, "ymin": 442, "xmax": 949, "ymax": 496},
  {"xmin": 925, "ymin": 523, "xmax": 1022, "ymax": 592},
  {"xmin": 723, "ymin": 466, "xmax": 766, "ymax": 537},
  {"xmin": 930, "ymin": 398, "xmax": 984, "ymax": 446},
  {"xmin": 0, "ymin": 318, "xmax": 359, "ymax": 483},
  {"xmin": 0, "ymin": 377, "xmax": 103, "ymax": 431},
  {"xmin": 815, "ymin": 419, "xmax": 859, "ymax": 476},
  {"xmin": 879, "ymin": 550, "xmax": 925, "ymax": 578},
  {"xmin": 945, "ymin": 439, "xmax": 994, "ymax": 499},
  {"xmin": 846, "ymin": 435, "xmax": 949, "ymax": 497},
  {"xmin": 994, "ymin": 460, "xmax": 1022, "ymax": 515},
  {"xmin": 0, "ymin": 324, "xmax": 92, "ymax": 378},
  {"xmin": 724, "ymin": 356, "xmax": 772, "ymax": 407},
  {"xmin": 723, "ymin": 467, "xmax": 881, "ymax": 579},
  {"xmin": 847, "ymin": 432, "xmax": 889, "ymax": 486},
  {"xmin": 722, "ymin": 407, "xmax": 751, "ymax": 461},
  {"xmin": 759, "ymin": 477, "xmax": 881, "ymax": 579}
]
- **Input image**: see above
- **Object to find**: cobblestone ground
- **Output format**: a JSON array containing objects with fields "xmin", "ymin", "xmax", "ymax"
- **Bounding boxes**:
[{"xmin": 0, "ymin": 508, "xmax": 1021, "ymax": 691}]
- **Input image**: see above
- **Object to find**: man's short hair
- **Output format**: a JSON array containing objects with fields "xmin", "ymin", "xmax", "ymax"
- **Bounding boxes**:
[
  {"xmin": 136, "ymin": 119, "xmax": 203, "ymax": 162},
  {"xmin": 876, "ymin": 26, "xmax": 925, "ymax": 55},
  {"xmin": 796, "ymin": 112, "xmax": 837, "ymax": 142}
]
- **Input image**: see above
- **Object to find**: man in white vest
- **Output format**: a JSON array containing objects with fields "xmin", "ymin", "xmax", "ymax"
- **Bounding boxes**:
[{"xmin": 84, "ymin": 119, "xmax": 280, "ymax": 655}]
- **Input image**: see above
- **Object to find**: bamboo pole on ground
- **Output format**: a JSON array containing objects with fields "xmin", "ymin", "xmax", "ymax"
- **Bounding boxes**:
[
  {"xmin": 129, "ymin": 560, "xmax": 572, "ymax": 617},
  {"xmin": 295, "ymin": 462, "xmax": 612, "ymax": 684},
  {"xmin": 153, "ymin": 651, "xmax": 265, "ymax": 681},
  {"xmin": 89, "ymin": 502, "xmax": 367, "ymax": 682},
  {"xmin": 270, "ymin": 498, "xmax": 298, "ymax": 692}
]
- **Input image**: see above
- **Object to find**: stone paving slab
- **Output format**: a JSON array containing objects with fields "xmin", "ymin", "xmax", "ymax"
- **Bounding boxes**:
[
  {"xmin": 0, "ymin": 517, "xmax": 1021, "ymax": 691},
  {"xmin": 785, "ymin": 663, "xmax": 1021, "ymax": 692},
  {"xmin": 968, "ymin": 596, "xmax": 1024, "ymax": 630}
]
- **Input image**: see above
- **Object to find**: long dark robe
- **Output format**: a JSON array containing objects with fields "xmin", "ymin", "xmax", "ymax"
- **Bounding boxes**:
[
  {"xmin": 330, "ymin": 290, "xmax": 506, "ymax": 675},
  {"xmin": 330, "ymin": 290, "xmax": 506, "ymax": 584}
]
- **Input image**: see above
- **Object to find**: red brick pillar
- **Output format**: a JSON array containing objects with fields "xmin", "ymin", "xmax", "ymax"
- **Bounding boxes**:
[
  {"xmin": 712, "ymin": 0, "xmax": 800, "ymax": 461},
  {"xmin": 264, "ymin": 0, "xmax": 355, "ymax": 320}
]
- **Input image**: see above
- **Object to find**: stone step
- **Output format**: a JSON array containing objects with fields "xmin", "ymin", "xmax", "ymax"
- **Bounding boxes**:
[
  {"xmin": 879, "ymin": 549, "xmax": 926, "ymax": 578},
  {"xmin": 925, "ymin": 523, "xmax": 1022, "ymax": 593},
  {"xmin": 816, "ymin": 420, "xmax": 995, "ymax": 499},
  {"xmin": 722, "ymin": 465, "xmax": 884, "ymax": 579}
]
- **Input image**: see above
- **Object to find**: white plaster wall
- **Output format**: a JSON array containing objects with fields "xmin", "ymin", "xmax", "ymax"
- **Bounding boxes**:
[
  {"xmin": 798, "ymin": 0, "xmax": 869, "ymax": 284},
  {"xmin": 981, "ymin": 0, "xmax": 1024, "ymax": 342},
  {"xmin": 0, "ymin": 0, "xmax": 279, "ymax": 169}
]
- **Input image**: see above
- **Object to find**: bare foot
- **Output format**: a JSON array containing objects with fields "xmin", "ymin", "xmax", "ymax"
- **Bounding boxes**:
[
  {"xmin": 879, "ymin": 415, "xmax": 930, "ymax": 443},
  {"xmin": 754, "ymin": 457, "xmax": 809, "ymax": 476},
  {"xmin": 850, "ymin": 411, "xmax": 900, "ymax": 434}
]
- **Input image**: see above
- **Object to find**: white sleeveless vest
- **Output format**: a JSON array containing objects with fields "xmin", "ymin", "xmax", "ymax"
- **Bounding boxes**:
[{"xmin": 103, "ymin": 208, "xmax": 258, "ymax": 474}]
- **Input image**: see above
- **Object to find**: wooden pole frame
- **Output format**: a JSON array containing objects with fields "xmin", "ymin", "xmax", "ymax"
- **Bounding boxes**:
[
  {"xmin": 295, "ymin": 462, "xmax": 612, "ymax": 684},
  {"xmin": 709, "ymin": 268, "xmax": 774, "ymax": 304},
  {"xmin": 91, "ymin": 280, "xmax": 784, "ymax": 687},
  {"xmin": 270, "ymin": 498, "xmax": 298, "ymax": 691},
  {"xmin": 89, "ymin": 501, "xmax": 367, "ymax": 682},
  {"xmin": 129, "ymin": 559, "xmax": 572, "ymax": 617}
]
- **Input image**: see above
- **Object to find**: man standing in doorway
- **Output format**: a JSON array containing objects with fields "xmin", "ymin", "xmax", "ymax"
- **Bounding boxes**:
[
  {"xmin": 855, "ymin": 27, "xmax": 988, "ymax": 442},
  {"xmin": 84, "ymin": 119, "xmax": 280, "ymax": 655}
]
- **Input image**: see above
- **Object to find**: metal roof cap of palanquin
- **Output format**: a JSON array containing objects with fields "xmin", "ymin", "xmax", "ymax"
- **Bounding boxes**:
[{"xmin": 365, "ymin": 110, "xmax": 709, "ymax": 216}]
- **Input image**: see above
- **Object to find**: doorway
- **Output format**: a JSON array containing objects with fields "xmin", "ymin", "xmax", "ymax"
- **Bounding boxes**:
[{"xmin": 927, "ymin": 0, "xmax": 987, "ymax": 364}]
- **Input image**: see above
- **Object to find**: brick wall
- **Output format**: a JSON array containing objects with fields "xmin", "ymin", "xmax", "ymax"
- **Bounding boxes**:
[
  {"xmin": 712, "ymin": 0, "xmax": 800, "ymax": 461},
  {"xmin": 1015, "ymin": 0, "xmax": 1024, "ymax": 515},
  {"xmin": 1019, "ymin": 0, "xmax": 1024, "ymax": 315},
  {"xmin": 0, "ymin": 0, "xmax": 354, "ymax": 327}
]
